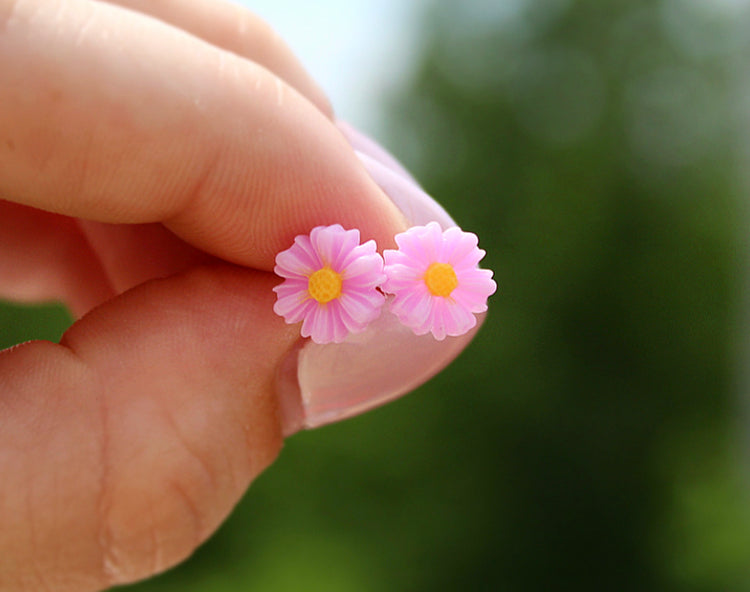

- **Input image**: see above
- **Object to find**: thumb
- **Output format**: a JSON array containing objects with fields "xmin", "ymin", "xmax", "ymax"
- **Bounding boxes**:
[{"xmin": 0, "ymin": 264, "xmax": 294, "ymax": 591}]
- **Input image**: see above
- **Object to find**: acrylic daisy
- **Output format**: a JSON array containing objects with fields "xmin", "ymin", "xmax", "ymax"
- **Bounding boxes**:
[
  {"xmin": 273, "ymin": 225, "xmax": 386, "ymax": 344},
  {"xmin": 382, "ymin": 222, "xmax": 496, "ymax": 340}
]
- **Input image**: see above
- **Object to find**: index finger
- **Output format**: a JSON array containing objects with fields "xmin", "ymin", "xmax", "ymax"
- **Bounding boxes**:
[
  {"xmin": 0, "ymin": 0, "xmax": 407, "ymax": 268},
  {"xmin": 102, "ymin": 0, "xmax": 333, "ymax": 116}
]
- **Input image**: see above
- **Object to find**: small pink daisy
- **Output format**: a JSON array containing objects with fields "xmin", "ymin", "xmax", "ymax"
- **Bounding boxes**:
[
  {"xmin": 383, "ymin": 222, "xmax": 496, "ymax": 340},
  {"xmin": 273, "ymin": 225, "xmax": 386, "ymax": 344}
]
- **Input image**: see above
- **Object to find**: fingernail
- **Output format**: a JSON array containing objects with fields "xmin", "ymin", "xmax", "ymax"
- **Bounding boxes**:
[
  {"xmin": 336, "ymin": 120, "xmax": 417, "ymax": 183},
  {"xmin": 276, "ymin": 123, "xmax": 488, "ymax": 435}
]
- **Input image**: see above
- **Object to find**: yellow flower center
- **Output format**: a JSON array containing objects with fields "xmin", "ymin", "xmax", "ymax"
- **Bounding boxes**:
[
  {"xmin": 424, "ymin": 262, "xmax": 458, "ymax": 297},
  {"xmin": 308, "ymin": 267, "xmax": 343, "ymax": 303}
]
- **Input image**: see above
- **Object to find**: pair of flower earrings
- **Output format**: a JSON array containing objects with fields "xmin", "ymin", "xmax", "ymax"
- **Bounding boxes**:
[{"xmin": 273, "ymin": 222, "xmax": 497, "ymax": 344}]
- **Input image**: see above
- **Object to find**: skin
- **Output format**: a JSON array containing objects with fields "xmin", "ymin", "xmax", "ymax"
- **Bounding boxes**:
[{"xmin": 0, "ymin": 0, "xmax": 408, "ymax": 590}]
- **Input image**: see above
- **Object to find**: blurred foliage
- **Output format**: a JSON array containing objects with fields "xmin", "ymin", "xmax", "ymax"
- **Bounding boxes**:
[
  {"xmin": 0, "ymin": 302, "xmax": 71, "ymax": 348},
  {"xmin": 381, "ymin": 0, "xmax": 750, "ymax": 590},
  {"xmin": 3, "ymin": 0, "xmax": 750, "ymax": 590}
]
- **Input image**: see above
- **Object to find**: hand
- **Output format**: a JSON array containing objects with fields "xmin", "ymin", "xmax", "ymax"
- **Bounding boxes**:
[{"xmin": 0, "ymin": 1, "xmax": 480, "ymax": 590}]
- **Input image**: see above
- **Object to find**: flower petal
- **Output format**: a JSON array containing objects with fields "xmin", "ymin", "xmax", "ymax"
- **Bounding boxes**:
[
  {"xmin": 451, "ymin": 288, "xmax": 488, "ymax": 314},
  {"xmin": 442, "ymin": 228, "xmax": 485, "ymax": 270},
  {"xmin": 338, "ymin": 290, "xmax": 384, "ymax": 327},
  {"xmin": 412, "ymin": 300, "xmax": 441, "ymax": 337},
  {"xmin": 439, "ymin": 299, "xmax": 477, "ymax": 338},
  {"xmin": 393, "ymin": 224, "xmax": 436, "ymax": 267},
  {"xmin": 273, "ymin": 277, "xmax": 308, "ymax": 297},
  {"xmin": 455, "ymin": 268, "xmax": 497, "ymax": 298},
  {"xmin": 339, "ymin": 236, "xmax": 376, "ymax": 269},
  {"xmin": 382, "ymin": 246, "xmax": 410, "ymax": 268},
  {"xmin": 337, "ymin": 297, "xmax": 379, "ymax": 333},
  {"xmin": 311, "ymin": 224, "xmax": 347, "ymax": 269},
  {"xmin": 290, "ymin": 234, "xmax": 323, "ymax": 271},
  {"xmin": 439, "ymin": 226, "xmax": 475, "ymax": 263},
  {"xmin": 275, "ymin": 295, "xmax": 316, "ymax": 324},
  {"xmin": 343, "ymin": 251, "xmax": 384, "ymax": 282},
  {"xmin": 390, "ymin": 286, "xmax": 434, "ymax": 328},
  {"xmin": 381, "ymin": 262, "xmax": 424, "ymax": 293},
  {"xmin": 301, "ymin": 303, "xmax": 339, "ymax": 344},
  {"xmin": 325, "ymin": 303, "xmax": 350, "ymax": 343}
]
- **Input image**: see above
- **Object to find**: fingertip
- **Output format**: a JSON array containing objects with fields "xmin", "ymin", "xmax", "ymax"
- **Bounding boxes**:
[
  {"xmin": 272, "ymin": 126, "xmax": 492, "ymax": 433},
  {"xmin": 0, "ymin": 264, "xmax": 302, "ymax": 588},
  {"xmin": 103, "ymin": 0, "xmax": 334, "ymax": 117},
  {"xmin": 277, "ymin": 310, "xmax": 485, "ymax": 433}
]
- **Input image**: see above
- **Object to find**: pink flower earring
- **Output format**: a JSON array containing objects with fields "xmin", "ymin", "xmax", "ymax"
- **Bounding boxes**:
[
  {"xmin": 273, "ymin": 225, "xmax": 386, "ymax": 344},
  {"xmin": 273, "ymin": 222, "xmax": 496, "ymax": 343},
  {"xmin": 382, "ymin": 222, "xmax": 496, "ymax": 340}
]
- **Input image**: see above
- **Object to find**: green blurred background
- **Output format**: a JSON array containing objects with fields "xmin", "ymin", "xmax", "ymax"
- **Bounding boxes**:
[{"xmin": 4, "ymin": 0, "xmax": 750, "ymax": 590}]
